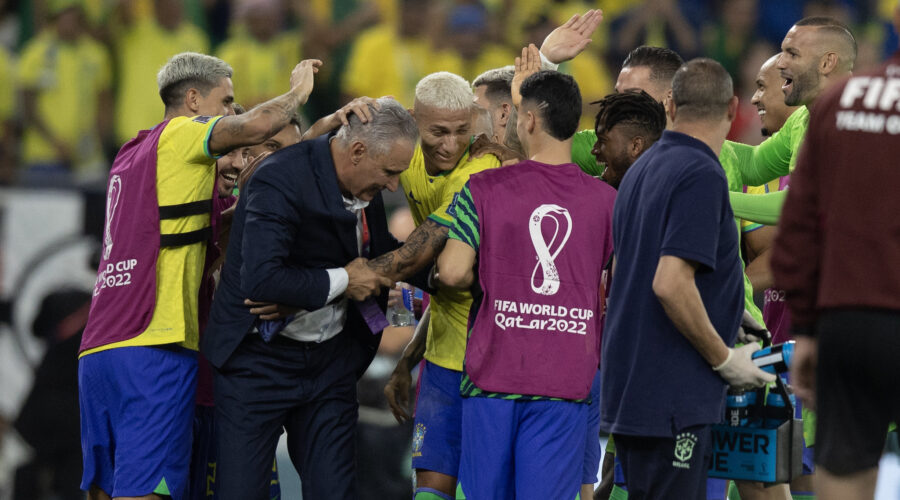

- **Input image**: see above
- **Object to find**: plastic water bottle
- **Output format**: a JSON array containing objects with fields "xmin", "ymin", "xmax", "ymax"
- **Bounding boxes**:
[
  {"xmin": 752, "ymin": 341, "xmax": 795, "ymax": 374},
  {"xmin": 744, "ymin": 390, "xmax": 762, "ymax": 427},
  {"xmin": 387, "ymin": 283, "xmax": 415, "ymax": 327},
  {"xmin": 765, "ymin": 391, "xmax": 796, "ymax": 428},
  {"xmin": 725, "ymin": 389, "xmax": 749, "ymax": 426}
]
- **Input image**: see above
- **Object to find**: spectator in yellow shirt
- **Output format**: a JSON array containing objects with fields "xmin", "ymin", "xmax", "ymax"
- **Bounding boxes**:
[
  {"xmin": 342, "ymin": 0, "xmax": 457, "ymax": 107},
  {"xmin": 0, "ymin": 44, "xmax": 14, "ymax": 184},
  {"xmin": 112, "ymin": 0, "xmax": 209, "ymax": 145},
  {"xmin": 18, "ymin": 0, "xmax": 112, "ymax": 187},
  {"xmin": 217, "ymin": 0, "xmax": 301, "ymax": 109}
]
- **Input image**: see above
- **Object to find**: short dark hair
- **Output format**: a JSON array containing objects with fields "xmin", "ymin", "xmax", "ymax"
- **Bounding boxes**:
[
  {"xmin": 671, "ymin": 58, "xmax": 733, "ymax": 122},
  {"xmin": 592, "ymin": 90, "xmax": 666, "ymax": 144},
  {"xmin": 472, "ymin": 67, "xmax": 514, "ymax": 105},
  {"xmin": 622, "ymin": 46, "xmax": 684, "ymax": 85},
  {"xmin": 519, "ymin": 71, "xmax": 581, "ymax": 141},
  {"xmin": 794, "ymin": 16, "xmax": 857, "ymax": 71}
]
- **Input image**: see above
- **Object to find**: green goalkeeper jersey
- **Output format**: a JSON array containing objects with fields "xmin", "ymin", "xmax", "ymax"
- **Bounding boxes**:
[{"xmin": 570, "ymin": 129, "xmax": 767, "ymax": 324}]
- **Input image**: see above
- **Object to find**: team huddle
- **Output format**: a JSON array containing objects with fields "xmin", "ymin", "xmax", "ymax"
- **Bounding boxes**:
[{"xmin": 76, "ymin": 6, "xmax": 900, "ymax": 500}]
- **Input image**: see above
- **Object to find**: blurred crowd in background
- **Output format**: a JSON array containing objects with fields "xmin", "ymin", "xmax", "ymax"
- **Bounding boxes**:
[{"xmin": 0, "ymin": 0, "xmax": 897, "ymax": 190}]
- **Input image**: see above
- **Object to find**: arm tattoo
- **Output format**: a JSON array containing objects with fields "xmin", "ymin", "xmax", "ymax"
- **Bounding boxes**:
[
  {"xmin": 258, "ymin": 93, "xmax": 301, "ymax": 136},
  {"xmin": 368, "ymin": 219, "xmax": 449, "ymax": 281},
  {"xmin": 212, "ymin": 92, "xmax": 301, "ymax": 153}
]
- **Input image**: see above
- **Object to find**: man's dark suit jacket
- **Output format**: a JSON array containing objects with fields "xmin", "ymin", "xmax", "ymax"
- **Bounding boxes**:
[{"xmin": 202, "ymin": 134, "xmax": 399, "ymax": 370}]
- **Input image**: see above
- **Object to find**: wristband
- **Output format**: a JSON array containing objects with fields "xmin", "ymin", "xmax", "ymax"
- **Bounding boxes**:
[
  {"xmin": 712, "ymin": 348, "xmax": 734, "ymax": 371},
  {"xmin": 539, "ymin": 50, "xmax": 560, "ymax": 71}
]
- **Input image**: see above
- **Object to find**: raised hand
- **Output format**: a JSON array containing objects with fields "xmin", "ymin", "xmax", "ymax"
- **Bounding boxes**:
[
  {"xmin": 289, "ymin": 59, "xmax": 324, "ymax": 105},
  {"xmin": 539, "ymin": 9, "xmax": 603, "ymax": 64},
  {"xmin": 512, "ymin": 44, "xmax": 542, "ymax": 108}
]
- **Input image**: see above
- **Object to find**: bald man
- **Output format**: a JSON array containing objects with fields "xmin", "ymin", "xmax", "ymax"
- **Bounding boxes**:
[{"xmin": 727, "ymin": 16, "xmax": 857, "ymax": 224}]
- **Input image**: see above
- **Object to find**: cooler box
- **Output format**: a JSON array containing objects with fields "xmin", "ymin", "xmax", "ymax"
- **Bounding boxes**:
[{"xmin": 708, "ymin": 418, "xmax": 802, "ymax": 483}]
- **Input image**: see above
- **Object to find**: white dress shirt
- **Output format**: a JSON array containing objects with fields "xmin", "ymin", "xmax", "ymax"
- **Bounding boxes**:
[{"xmin": 279, "ymin": 196, "xmax": 369, "ymax": 343}]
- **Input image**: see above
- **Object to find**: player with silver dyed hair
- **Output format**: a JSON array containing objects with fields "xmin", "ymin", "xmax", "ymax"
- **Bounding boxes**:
[
  {"xmin": 157, "ymin": 52, "xmax": 234, "ymax": 109},
  {"xmin": 78, "ymin": 50, "xmax": 324, "ymax": 500},
  {"xmin": 415, "ymin": 71, "xmax": 475, "ymax": 113},
  {"xmin": 367, "ymin": 70, "xmax": 502, "ymax": 500}
]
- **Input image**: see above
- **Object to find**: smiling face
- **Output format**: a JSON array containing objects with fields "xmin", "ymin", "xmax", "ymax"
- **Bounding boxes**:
[
  {"xmin": 751, "ymin": 57, "xmax": 798, "ymax": 136},
  {"xmin": 414, "ymin": 103, "xmax": 472, "ymax": 175},
  {"xmin": 592, "ymin": 124, "xmax": 638, "ymax": 189},
  {"xmin": 777, "ymin": 25, "xmax": 824, "ymax": 106},
  {"xmin": 215, "ymin": 148, "xmax": 246, "ymax": 197}
]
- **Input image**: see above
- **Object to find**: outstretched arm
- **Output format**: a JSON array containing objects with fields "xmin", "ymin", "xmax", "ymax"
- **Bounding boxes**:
[
  {"xmin": 301, "ymin": 96, "xmax": 382, "ymax": 141},
  {"xmin": 539, "ymin": 9, "xmax": 603, "ymax": 64},
  {"xmin": 366, "ymin": 219, "xmax": 450, "ymax": 283},
  {"xmin": 722, "ymin": 108, "xmax": 806, "ymax": 187},
  {"xmin": 729, "ymin": 189, "xmax": 787, "ymax": 225},
  {"xmin": 209, "ymin": 59, "xmax": 322, "ymax": 155}
]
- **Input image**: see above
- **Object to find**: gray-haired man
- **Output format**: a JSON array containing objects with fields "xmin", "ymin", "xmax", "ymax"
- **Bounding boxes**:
[
  {"xmin": 203, "ymin": 98, "xmax": 418, "ymax": 500},
  {"xmin": 78, "ymin": 51, "xmax": 321, "ymax": 500}
]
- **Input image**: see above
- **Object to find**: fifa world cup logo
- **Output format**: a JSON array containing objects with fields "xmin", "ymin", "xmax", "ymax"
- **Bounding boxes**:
[
  {"xmin": 103, "ymin": 175, "xmax": 122, "ymax": 260},
  {"xmin": 529, "ymin": 204, "xmax": 572, "ymax": 296}
]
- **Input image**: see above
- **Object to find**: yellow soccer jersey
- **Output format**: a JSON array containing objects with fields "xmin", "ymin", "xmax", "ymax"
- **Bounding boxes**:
[
  {"xmin": 17, "ymin": 32, "xmax": 112, "ymax": 172},
  {"xmin": 343, "ymin": 26, "xmax": 426, "ymax": 108},
  {"xmin": 400, "ymin": 144, "xmax": 500, "ymax": 371},
  {"xmin": 81, "ymin": 115, "xmax": 221, "ymax": 356}
]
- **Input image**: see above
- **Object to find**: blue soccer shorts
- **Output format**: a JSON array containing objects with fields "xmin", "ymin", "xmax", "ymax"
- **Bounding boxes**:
[
  {"xmin": 459, "ymin": 396, "xmax": 587, "ymax": 500},
  {"xmin": 412, "ymin": 360, "xmax": 464, "ymax": 477},
  {"xmin": 79, "ymin": 345, "xmax": 197, "ymax": 499}
]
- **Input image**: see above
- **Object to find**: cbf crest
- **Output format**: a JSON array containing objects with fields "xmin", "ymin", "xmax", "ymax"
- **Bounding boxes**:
[
  {"xmin": 672, "ymin": 432, "xmax": 698, "ymax": 469},
  {"xmin": 412, "ymin": 423, "xmax": 426, "ymax": 458}
]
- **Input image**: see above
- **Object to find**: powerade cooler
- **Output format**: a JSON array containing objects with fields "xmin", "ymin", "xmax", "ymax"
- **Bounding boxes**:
[{"xmin": 708, "ymin": 337, "xmax": 803, "ymax": 484}]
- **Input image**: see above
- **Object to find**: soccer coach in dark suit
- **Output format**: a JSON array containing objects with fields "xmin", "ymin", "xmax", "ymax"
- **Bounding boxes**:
[{"xmin": 202, "ymin": 98, "xmax": 419, "ymax": 500}]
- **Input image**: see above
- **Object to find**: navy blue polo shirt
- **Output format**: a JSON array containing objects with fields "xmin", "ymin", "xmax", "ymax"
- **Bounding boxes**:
[{"xmin": 599, "ymin": 130, "xmax": 743, "ymax": 438}]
